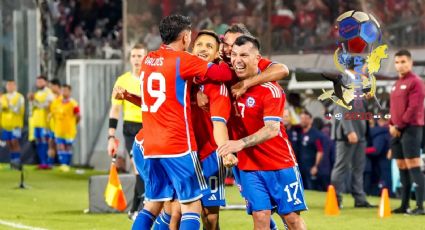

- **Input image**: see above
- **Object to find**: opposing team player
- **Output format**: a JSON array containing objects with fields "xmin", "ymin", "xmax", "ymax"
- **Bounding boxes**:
[
  {"xmin": 50, "ymin": 84, "xmax": 80, "ymax": 172},
  {"xmin": 1, "ymin": 80, "xmax": 25, "ymax": 169},
  {"xmin": 47, "ymin": 78, "xmax": 62, "ymax": 166},
  {"xmin": 131, "ymin": 15, "xmax": 233, "ymax": 230},
  {"xmin": 218, "ymin": 36, "xmax": 307, "ymax": 230},
  {"xmin": 28, "ymin": 76, "xmax": 54, "ymax": 169}
]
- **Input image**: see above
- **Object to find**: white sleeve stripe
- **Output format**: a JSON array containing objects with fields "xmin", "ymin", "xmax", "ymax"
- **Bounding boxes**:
[
  {"xmin": 265, "ymin": 82, "xmax": 281, "ymax": 97},
  {"xmin": 263, "ymin": 83, "xmax": 277, "ymax": 97},
  {"xmin": 261, "ymin": 84, "xmax": 275, "ymax": 97},
  {"xmin": 261, "ymin": 83, "xmax": 281, "ymax": 98},
  {"xmin": 220, "ymin": 84, "xmax": 228, "ymax": 96},
  {"xmin": 269, "ymin": 83, "xmax": 281, "ymax": 98}
]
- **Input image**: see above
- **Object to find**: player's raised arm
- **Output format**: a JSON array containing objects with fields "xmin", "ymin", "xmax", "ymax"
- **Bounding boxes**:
[
  {"xmin": 179, "ymin": 52, "xmax": 233, "ymax": 83},
  {"xmin": 231, "ymin": 59, "xmax": 289, "ymax": 98},
  {"xmin": 113, "ymin": 86, "xmax": 142, "ymax": 108}
]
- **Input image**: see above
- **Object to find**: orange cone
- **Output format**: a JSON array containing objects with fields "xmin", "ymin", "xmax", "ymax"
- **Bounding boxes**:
[
  {"xmin": 325, "ymin": 185, "xmax": 340, "ymax": 215},
  {"xmin": 378, "ymin": 188, "xmax": 391, "ymax": 218}
]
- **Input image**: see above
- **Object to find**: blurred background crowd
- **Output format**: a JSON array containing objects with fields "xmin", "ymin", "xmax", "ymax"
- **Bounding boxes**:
[{"xmin": 41, "ymin": 0, "xmax": 425, "ymax": 60}]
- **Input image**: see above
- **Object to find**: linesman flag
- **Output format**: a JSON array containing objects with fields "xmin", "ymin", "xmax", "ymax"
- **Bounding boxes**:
[{"xmin": 104, "ymin": 139, "xmax": 127, "ymax": 211}]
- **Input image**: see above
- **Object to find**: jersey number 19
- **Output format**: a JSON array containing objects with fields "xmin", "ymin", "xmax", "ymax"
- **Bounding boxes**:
[{"xmin": 140, "ymin": 72, "xmax": 166, "ymax": 112}]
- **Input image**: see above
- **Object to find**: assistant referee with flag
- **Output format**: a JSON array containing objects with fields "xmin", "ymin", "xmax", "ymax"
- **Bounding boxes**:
[{"xmin": 107, "ymin": 44, "xmax": 146, "ymax": 219}]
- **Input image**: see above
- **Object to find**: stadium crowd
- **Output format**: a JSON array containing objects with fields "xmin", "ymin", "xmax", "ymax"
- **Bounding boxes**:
[
  {"xmin": 47, "ymin": 0, "xmax": 123, "ymax": 59},
  {"xmin": 39, "ymin": 0, "xmax": 425, "ymax": 68},
  {"xmin": 130, "ymin": 0, "xmax": 425, "ymax": 53}
]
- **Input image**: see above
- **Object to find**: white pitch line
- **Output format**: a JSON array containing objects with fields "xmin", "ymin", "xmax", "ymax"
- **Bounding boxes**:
[{"xmin": 0, "ymin": 220, "xmax": 48, "ymax": 230}]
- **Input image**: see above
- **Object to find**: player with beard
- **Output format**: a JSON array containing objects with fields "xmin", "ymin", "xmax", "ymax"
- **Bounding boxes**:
[{"xmin": 218, "ymin": 35, "xmax": 307, "ymax": 230}]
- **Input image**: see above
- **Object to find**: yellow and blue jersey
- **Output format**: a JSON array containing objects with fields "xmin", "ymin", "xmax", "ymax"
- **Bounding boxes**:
[
  {"xmin": 31, "ymin": 87, "xmax": 54, "ymax": 128},
  {"xmin": 51, "ymin": 97, "xmax": 80, "ymax": 140},
  {"xmin": 48, "ymin": 94, "xmax": 62, "ymax": 135},
  {"xmin": 1, "ymin": 92, "xmax": 25, "ymax": 131}
]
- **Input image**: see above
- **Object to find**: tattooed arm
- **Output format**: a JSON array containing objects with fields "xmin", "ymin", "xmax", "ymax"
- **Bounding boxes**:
[{"xmin": 217, "ymin": 120, "xmax": 280, "ymax": 157}]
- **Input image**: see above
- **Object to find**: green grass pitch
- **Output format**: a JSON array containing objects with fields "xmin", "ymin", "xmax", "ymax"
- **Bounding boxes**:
[{"xmin": 0, "ymin": 164, "xmax": 423, "ymax": 230}]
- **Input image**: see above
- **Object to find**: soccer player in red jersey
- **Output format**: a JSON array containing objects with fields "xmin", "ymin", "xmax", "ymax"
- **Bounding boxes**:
[
  {"xmin": 132, "ymin": 15, "xmax": 234, "ymax": 230},
  {"xmin": 115, "ymin": 29, "xmax": 237, "ymax": 230},
  {"xmin": 218, "ymin": 36, "xmax": 307, "ymax": 230},
  {"xmin": 190, "ymin": 30, "xmax": 237, "ymax": 230}
]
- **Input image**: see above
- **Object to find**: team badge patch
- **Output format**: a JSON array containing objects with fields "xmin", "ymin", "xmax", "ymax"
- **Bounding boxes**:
[{"xmin": 246, "ymin": 97, "xmax": 255, "ymax": 107}]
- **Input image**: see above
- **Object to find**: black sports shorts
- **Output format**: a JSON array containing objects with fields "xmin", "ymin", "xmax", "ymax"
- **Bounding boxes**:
[
  {"xmin": 123, "ymin": 121, "xmax": 143, "ymax": 157},
  {"xmin": 391, "ymin": 126, "xmax": 423, "ymax": 159}
]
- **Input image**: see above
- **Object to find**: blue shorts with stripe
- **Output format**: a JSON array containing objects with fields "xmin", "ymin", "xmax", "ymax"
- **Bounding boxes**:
[
  {"xmin": 240, "ymin": 166, "xmax": 308, "ymax": 215},
  {"xmin": 1, "ymin": 128, "xmax": 21, "ymax": 141},
  {"xmin": 48, "ymin": 130, "xmax": 55, "ymax": 139},
  {"xmin": 132, "ymin": 140, "xmax": 144, "ymax": 177},
  {"xmin": 200, "ymin": 151, "xmax": 226, "ymax": 207},
  {"xmin": 132, "ymin": 141, "xmax": 208, "ymax": 203},
  {"xmin": 34, "ymin": 128, "xmax": 50, "ymax": 140},
  {"xmin": 55, "ymin": 137, "xmax": 73, "ymax": 145}
]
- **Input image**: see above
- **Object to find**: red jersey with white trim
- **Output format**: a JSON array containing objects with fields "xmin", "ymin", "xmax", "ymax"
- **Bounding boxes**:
[
  {"xmin": 228, "ymin": 81, "xmax": 297, "ymax": 170},
  {"xmin": 140, "ymin": 45, "xmax": 210, "ymax": 157},
  {"xmin": 191, "ymin": 83, "xmax": 231, "ymax": 161}
]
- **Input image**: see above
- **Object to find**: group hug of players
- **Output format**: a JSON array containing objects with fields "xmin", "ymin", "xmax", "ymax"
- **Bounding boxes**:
[
  {"xmin": 1, "ymin": 76, "xmax": 80, "ymax": 172},
  {"xmin": 113, "ymin": 15, "xmax": 308, "ymax": 230}
]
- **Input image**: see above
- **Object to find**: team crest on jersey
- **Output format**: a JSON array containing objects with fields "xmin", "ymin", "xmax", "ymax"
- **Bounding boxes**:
[{"xmin": 246, "ymin": 97, "xmax": 255, "ymax": 107}]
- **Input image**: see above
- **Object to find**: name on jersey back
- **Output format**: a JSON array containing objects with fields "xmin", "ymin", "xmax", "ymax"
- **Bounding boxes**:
[{"xmin": 145, "ymin": 57, "xmax": 164, "ymax": 66}]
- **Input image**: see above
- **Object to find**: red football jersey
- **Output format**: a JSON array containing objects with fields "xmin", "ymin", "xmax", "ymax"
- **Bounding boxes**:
[
  {"xmin": 228, "ymin": 81, "xmax": 297, "ymax": 170},
  {"xmin": 258, "ymin": 58, "xmax": 274, "ymax": 70},
  {"xmin": 140, "ymin": 45, "xmax": 210, "ymax": 157},
  {"xmin": 191, "ymin": 83, "xmax": 231, "ymax": 161}
]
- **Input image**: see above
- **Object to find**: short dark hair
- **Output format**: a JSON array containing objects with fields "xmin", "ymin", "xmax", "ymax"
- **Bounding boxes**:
[
  {"xmin": 233, "ymin": 35, "xmax": 261, "ymax": 51},
  {"xmin": 62, "ymin": 84, "xmax": 72, "ymax": 90},
  {"xmin": 395, "ymin": 49, "xmax": 411, "ymax": 59},
  {"xmin": 50, "ymin": 78, "xmax": 61, "ymax": 86},
  {"xmin": 224, "ymin": 23, "xmax": 252, "ymax": 36},
  {"xmin": 300, "ymin": 109, "xmax": 312, "ymax": 118},
  {"xmin": 159, "ymin": 15, "xmax": 191, "ymax": 45},
  {"xmin": 195, "ymin": 30, "xmax": 220, "ymax": 48},
  {"xmin": 37, "ymin": 75, "xmax": 47, "ymax": 81}
]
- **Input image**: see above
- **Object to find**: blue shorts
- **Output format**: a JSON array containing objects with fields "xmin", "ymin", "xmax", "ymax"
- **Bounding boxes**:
[
  {"xmin": 55, "ymin": 138, "xmax": 73, "ymax": 145},
  {"xmin": 132, "ymin": 140, "xmax": 144, "ymax": 177},
  {"xmin": 48, "ymin": 130, "xmax": 55, "ymax": 139},
  {"xmin": 34, "ymin": 128, "xmax": 50, "ymax": 140},
  {"xmin": 200, "ymin": 151, "xmax": 226, "ymax": 207},
  {"xmin": 240, "ymin": 166, "xmax": 308, "ymax": 215},
  {"xmin": 233, "ymin": 166, "xmax": 243, "ymax": 196},
  {"xmin": 142, "ymin": 151, "xmax": 208, "ymax": 203},
  {"xmin": 1, "ymin": 129, "xmax": 21, "ymax": 141}
]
